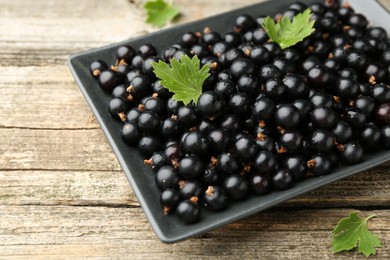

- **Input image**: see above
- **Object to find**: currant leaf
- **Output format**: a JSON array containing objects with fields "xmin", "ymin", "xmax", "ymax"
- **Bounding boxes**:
[
  {"xmin": 262, "ymin": 8, "xmax": 315, "ymax": 49},
  {"xmin": 331, "ymin": 212, "xmax": 381, "ymax": 257},
  {"xmin": 144, "ymin": 0, "xmax": 180, "ymax": 28},
  {"xmin": 151, "ymin": 55, "xmax": 210, "ymax": 105}
]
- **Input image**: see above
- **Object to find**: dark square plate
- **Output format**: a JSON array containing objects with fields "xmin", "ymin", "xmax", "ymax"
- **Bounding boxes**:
[{"xmin": 68, "ymin": 0, "xmax": 390, "ymax": 243}]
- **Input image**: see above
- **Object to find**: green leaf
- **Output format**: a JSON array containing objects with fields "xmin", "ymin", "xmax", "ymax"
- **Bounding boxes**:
[
  {"xmin": 262, "ymin": 8, "xmax": 315, "ymax": 49},
  {"xmin": 144, "ymin": 0, "xmax": 180, "ymax": 28},
  {"xmin": 151, "ymin": 55, "xmax": 210, "ymax": 105},
  {"xmin": 331, "ymin": 212, "xmax": 381, "ymax": 257}
]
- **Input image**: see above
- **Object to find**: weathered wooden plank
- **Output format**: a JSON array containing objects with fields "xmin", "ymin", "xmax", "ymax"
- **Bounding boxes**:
[
  {"xmin": 0, "ymin": 66, "xmax": 97, "ymax": 129},
  {"xmin": 0, "ymin": 170, "xmax": 136, "ymax": 207},
  {"xmin": 0, "ymin": 128, "xmax": 120, "ymax": 171},
  {"xmin": 0, "ymin": 66, "xmax": 99, "ymax": 129},
  {"xmin": 0, "ymin": 206, "xmax": 388, "ymax": 258}
]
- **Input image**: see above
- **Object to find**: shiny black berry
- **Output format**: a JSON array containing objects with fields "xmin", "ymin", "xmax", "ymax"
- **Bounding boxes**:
[
  {"xmin": 223, "ymin": 174, "xmax": 250, "ymax": 201},
  {"xmin": 176, "ymin": 198, "xmax": 201, "ymax": 224},
  {"xmin": 197, "ymin": 91, "xmax": 225, "ymax": 120},
  {"xmin": 275, "ymin": 104, "xmax": 301, "ymax": 129},
  {"xmin": 338, "ymin": 142, "xmax": 364, "ymax": 165},
  {"xmin": 203, "ymin": 186, "xmax": 228, "ymax": 211},
  {"xmin": 271, "ymin": 169, "xmax": 294, "ymax": 190},
  {"xmin": 178, "ymin": 155, "xmax": 204, "ymax": 180},
  {"xmin": 160, "ymin": 188, "xmax": 180, "ymax": 214}
]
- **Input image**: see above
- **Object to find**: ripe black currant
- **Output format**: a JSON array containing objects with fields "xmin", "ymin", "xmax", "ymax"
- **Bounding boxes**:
[
  {"xmin": 121, "ymin": 122, "xmax": 140, "ymax": 146},
  {"xmin": 310, "ymin": 106, "xmax": 337, "ymax": 129},
  {"xmin": 271, "ymin": 169, "xmax": 294, "ymax": 191},
  {"xmin": 249, "ymin": 173, "xmax": 271, "ymax": 195},
  {"xmin": 138, "ymin": 135, "xmax": 161, "ymax": 158},
  {"xmin": 275, "ymin": 104, "xmax": 301, "ymax": 129},
  {"xmin": 310, "ymin": 129, "xmax": 335, "ymax": 153},
  {"xmin": 90, "ymin": 60, "xmax": 108, "ymax": 78},
  {"xmin": 179, "ymin": 180, "xmax": 203, "ymax": 200},
  {"xmin": 160, "ymin": 188, "xmax": 180, "ymax": 215},
  {"xmin": 175, "ymin": 198, "xmax": 201, "ymax": 224},
  {"xmin": 338, "ymin": 142, "xmax": 364, "ymax": 165},
  {"xmin": 156, "ymin": 165, "xmax": 179, "ymax": 190},
  {"xmin": 284, "ymin": 155, "xmax": 307, "ymax": 180},
  {"xmin": 234, "ymin": 136, "xmax": 258, "ymax": 162},
  {"xmin": 98, "ymin": 69, "xmax": 120, "ymax": 92},
  {"xmin": 307, "ymin": 155, "xmax": 332, "ymax": 176},
  {"xmin": 182, "ymin": 130, "xmax": 210, "ymax": 157},
  {"xmin": 223, "ymin": 174, "xmax": 250, "ymax": 201},
  {"xmin": 253, "ymin": 151, "xmax": 276, "ymax": 174},
  {"xmin": 203, "ymin": 186, "xmax": 228, "ymax": 211},
  {"xmin": 197, "ymin": 91, "xmax": 225, "ymax": 120},
  {"xmin": 178, "ymin": 155, "xmax": 204, "ymax": 180}
]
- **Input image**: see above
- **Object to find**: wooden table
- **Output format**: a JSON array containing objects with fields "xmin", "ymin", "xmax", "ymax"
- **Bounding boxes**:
[{"xmin": 1, "ymin": 0, "xmax": 390, "ymax": 258}]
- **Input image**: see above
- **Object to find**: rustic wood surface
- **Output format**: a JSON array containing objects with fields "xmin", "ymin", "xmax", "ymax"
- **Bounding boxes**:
[{"xmin": 1, "ymin": 0, "xmax": 390, "ymax": 258}]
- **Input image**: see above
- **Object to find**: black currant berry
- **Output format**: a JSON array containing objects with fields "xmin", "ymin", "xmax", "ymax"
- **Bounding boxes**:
[
  {"xmin": 137, "ymin": 111, "xmax": 160, "ymax": 133},
  {"xmin": 182, "ymin": 130, "xmax": 210, "ymax": 157},
  {"xmin": 251, "ymin": 97, "xmax": 276, "ymax": 122},
  {"xmin": 223, "ymin": 174, "xmax": 250, "ymax": 201},
  {"xmin": 116, "ymin": 45, "xmax": 136, "ymax": 64},
  {"xmin": 160, "ymin": 188, "xmax": 180, "ymax": 214},
  {"xmin": 278, "ymin": 130, "xmax": 303, "ymax": 154},
  {"xmin": 138, "ymin": 135, "xmax": 161, "ymax": 158},
  {"xmin": 179, "ymin": 180, "xmax": 203, "ymax": 200},
  {"xmin": 310, "ymin": 129, "xmax": 335, "ymax": 153},
  {"xmin": 337, "ymin": 142, "xmax": 364, "ymax": 165},
  {"xmin": 108, "ymin": 97, "xmax": 129, "ymax": 121},
  {"xmin": 332, "ymin": 120, "xmax": 353, "ymax": 144},
  {"xmin": 156, "ymin": 165, "xmax": 179, "ymax": 190},
  {"xmin": 90, "ymin": 60, "xmax": 108, "ymax": 78},
  {"xmin": 359, "ymin": 124, "xmax": 381, "ymax": 149},
  {"xmin": 375, "ymin": 103, "xmax": 390, "ymax": 125},
  {"xmin": 307, "ymin": 155, "xmax": 332, "ymax": 176},
  {"xmin": 177, "ymin": 105, "xmax": 199, "ymax": 128},
  {"xmin": 284, "ymin": 155, "xmax": 307, "ymax": 180},
  {"xmin": 275, "ymin": 104, "xmax": 301, "ymax": 129},
  {"xmin": 178, "ymin": 155, "xmax": 204, "ymax": 180},
  {"xmin": 310, "ymin": 106, "xmax": 337, "ymax": 129},
  {"xmin": 282, "ymin": 73, "xmax": 308, "ymax": 100},
  {"xmin": 234, "ymin": 136, "xmax": 258, "ymax": 162},
  {"xmin": 217, "ymin": 153, "xmax": 240, "ymax": 176},
  {"xmin": 121, "ymin": 122, "xmax": 140, "ymax": 146},
  {"xmin": 249, "ymin": 173, "xmax": 271, "ymax": 195},
  {"xmin": 230, "ymin": 58, "xmax": 255, "ymax": 79},
  {"xmin": 228, "ymin": 93, "xmax": 251, "ymax": 118},
  {"xmin": 271, "ymin": 169, "xmax": 294, "ymax": 190},
  {"xmin": 203, "ymin": 186, "xmax": 228, "ymax": 211},
  {"xmin": 98, "ymin": 69, "xmax": 120, "ymax": 93},
  {"xmin": 176, "ymin": 198, "xmax": 201, "ymax": 224},
  {"xmin": 253, "ymin": 151, "xmax": 276, "ymax": 174},
  {"xmin": 380, "ymin": 125, "xmax": 390, "ymax": 148},
  {"xmin": 197, "ymin": 91, "xmax": 225, "ymax": 120},
  {"xmin": 144, "ymin": 151, "xmax": 167, "ymax": 172}
]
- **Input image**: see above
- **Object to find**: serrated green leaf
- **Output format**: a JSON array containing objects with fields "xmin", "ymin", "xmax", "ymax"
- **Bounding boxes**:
[
  {"xmin": 151, "ymin": 55, "xmax": 210, "ymax": 105},
  {"xmin": 144, "ymin": 0, "xmax": 180, "ymax": 28},
  {"xmin": 262, "ymin": 8, "xmax": 315, "ymax": 49},
  {"xmin": 331, "ymin": 212, "xmax": 381, "ymax": 257}
]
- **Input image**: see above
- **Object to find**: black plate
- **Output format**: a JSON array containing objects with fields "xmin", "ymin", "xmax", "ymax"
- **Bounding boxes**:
[{"xmin": 68, "ymin": 0, "xmax": 390, "ymax": 243}]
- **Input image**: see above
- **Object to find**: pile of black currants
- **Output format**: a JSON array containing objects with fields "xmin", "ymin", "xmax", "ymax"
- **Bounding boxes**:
[{"xmin": 90, "ymin": 0, "xmax": 390, "ymax": 224}]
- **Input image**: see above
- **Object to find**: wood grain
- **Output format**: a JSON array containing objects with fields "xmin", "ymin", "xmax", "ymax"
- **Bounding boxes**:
[
  {"xmin": 1, "ymin": 0, "xmax": 390, "ymax": 258},
  {"xmin": 0, "ymin": 206, "xmax": 388, "ymax": 258}
]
